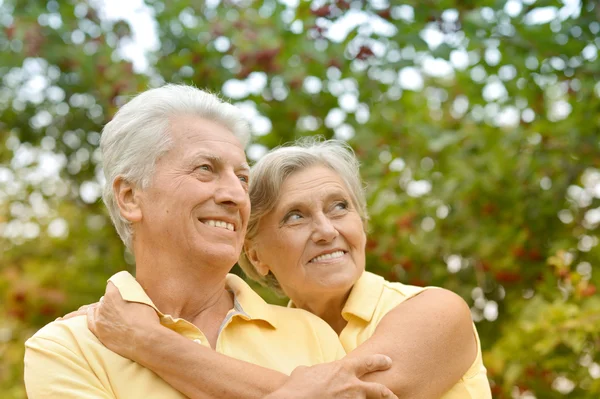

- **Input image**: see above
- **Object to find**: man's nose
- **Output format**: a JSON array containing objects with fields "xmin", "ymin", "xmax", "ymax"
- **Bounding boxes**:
[
  {"xmin": 214, "ymin": 172, "xmax": 249, "ymax": 208},
  {"xmin": 310, "ymin": 213, "xmax": 339, "ymax": 243}
]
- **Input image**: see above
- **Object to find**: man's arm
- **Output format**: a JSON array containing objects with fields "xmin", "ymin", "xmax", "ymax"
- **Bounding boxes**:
[
  {"xmin": 24, "ymin": 334, "xmax": 114, "ymax": 399},
  {"xmin": 345, "ymin": 288, "xmax": 478, "ymax": 399}
]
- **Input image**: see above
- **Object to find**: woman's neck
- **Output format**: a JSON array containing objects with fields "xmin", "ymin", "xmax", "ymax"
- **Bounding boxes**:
[{"xmin": 291, "ymin": 289, "xmax": 353, "ymax": 335}]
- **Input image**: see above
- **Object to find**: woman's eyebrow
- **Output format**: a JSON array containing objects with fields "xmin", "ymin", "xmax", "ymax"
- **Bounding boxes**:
[
  {"xmin": 280, "ymin": 201, "xmax": 302, "ymax": 211},
  {"xmin": 278, "ymin": 189, "xmax": 347, "ymax": 211}
]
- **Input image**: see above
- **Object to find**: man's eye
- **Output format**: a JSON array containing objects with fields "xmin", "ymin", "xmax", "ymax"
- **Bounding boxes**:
[
  {"xmin": 238, "ymin": 175, "xmax": 249, "ymax": 183},
  {"xmin": 196, "ymin": 164, "xmax": 212, "ymax": 172}
]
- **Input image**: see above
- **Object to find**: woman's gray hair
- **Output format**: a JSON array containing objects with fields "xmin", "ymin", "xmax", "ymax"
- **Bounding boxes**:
[
  {"xmin": 238, "ymin": 137, "xmax": 368, "ymax": 296},
  {"xmin": 100, "ymin": 84, "xmax": 250, "ymax": 250}
]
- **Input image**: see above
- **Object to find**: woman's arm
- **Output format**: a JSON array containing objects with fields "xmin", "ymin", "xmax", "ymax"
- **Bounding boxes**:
[
  {"xmin": 344, "ymin": 288, "xmax": 477, "ymax": 399},
  {"xmin": 131, "ymin": 328, "xmax": 396, "ymax": 399},
  {"xmin": 125, "ymin": 324, "xmax": 286, "ymax": 399},
  {"xmin": 80, "ymin": 283, "xmax": 397, "ymax": 399}
]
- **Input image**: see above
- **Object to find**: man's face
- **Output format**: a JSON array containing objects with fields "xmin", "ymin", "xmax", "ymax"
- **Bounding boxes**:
[{"xmin": 134, "ymin": 114, "xmax": 250, "ymax": 270}]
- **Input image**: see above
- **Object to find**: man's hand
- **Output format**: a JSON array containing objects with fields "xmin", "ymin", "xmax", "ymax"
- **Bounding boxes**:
[
  {"xmin": 62, "ymin": 282, "xmax": 160, "ymax": 361},
  {"xmin": 266, "ymin": 355, "xmax": 398, "ymax": 399}
]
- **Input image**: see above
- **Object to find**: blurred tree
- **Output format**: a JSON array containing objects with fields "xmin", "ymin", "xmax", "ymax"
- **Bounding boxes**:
[{"xmin": 1, "ymin": 0, "xmax": 599, "ymax": 398}]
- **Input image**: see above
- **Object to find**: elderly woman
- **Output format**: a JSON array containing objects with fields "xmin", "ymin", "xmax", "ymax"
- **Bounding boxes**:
[{"xmin": 78, "ymin": 139, "xmax": 491, "ymax": 398}]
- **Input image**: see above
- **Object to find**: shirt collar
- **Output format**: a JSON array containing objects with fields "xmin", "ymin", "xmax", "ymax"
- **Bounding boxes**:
[
  {"xmin": 341, "ymin": 271, "xmax": 385, "ymax": 323},
  {"xmin": 287, "ymin": 271, "xmax": 385, "ymax": 324},
  {"xmin": 108, "ymin": 271, "xmax": 163, "ymax": 314},
  {"xmin": 225, "ymin": 274, "xmax": 278, "ymax": 329},
  {"xmin": 108, "ymin": 271, "xmax": 277, "ymax": 329}
]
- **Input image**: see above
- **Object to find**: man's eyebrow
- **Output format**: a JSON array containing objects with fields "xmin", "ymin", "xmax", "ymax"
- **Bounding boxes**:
[
  {"xmin": 185, "ymin": 152, "xmax": 219, "ymax": 166},
  {"xmin": 187, "ymin": 152, "xmax": 249, "ymax": 170},
  {"xmin": 238, "ymin": 162, "xmax": 250, "ymax": 171}
]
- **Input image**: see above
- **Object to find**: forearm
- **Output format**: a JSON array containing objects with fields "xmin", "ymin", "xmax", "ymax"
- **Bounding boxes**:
[
  {"xmin": 134, "ymin": 326, "xmax": 288, "ymax": 399},
  {"xmin": 345, "ymin": 289, "xmax": 477, "ymax": 399}
]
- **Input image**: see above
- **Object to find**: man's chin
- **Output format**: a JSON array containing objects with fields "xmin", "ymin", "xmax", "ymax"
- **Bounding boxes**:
[{"xmin": 193, "ymin": 246, "xmax": 241, "ymax": 270}]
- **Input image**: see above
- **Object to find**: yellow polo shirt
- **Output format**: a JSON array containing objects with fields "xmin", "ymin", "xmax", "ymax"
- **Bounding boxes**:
[
  {"xmin": 24, "ymin": 271, "xmax": 345, "ymax": 398},
  {"xmin": 339, "ymin": 271, "xmax": 492, "ymax": 399}
]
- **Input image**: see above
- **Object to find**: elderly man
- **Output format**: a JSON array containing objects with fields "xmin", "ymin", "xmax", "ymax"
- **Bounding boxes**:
[{"xmin": 24, "ymin": 85, "xmax": 395, "ymax": 399}]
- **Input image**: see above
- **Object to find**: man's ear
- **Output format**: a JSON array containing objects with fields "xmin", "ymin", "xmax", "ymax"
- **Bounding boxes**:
[
  {"xmin": 113, "ymin": 176, "xmax": 143, "ymax": 223},
  {"xmin": 244, "ymin": 240, "xmax": 270, "ymax": 276}
]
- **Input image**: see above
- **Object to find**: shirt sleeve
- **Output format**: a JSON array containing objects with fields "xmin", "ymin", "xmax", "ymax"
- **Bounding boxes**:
[{"xmin": 24, "ymin": 335, "xmax": 115, "ymax": 399}]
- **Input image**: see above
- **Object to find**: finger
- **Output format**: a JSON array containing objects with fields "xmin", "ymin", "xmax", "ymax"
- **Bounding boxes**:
[
  {"xmin": 60, "ymin": 302, "xmax": 98, "ymax": 320},
  {"xmin": 58, "ymin": 309, "xmax": 86, "ymax": 320},
  {"xmin": 105, "ymin": 281, "xmax": 157, "ymax": 316},
  {"xmin": 78, "ymin": 301, "xmax": 100, "ymax": 311},
  {"xmin": 346, "ymin": 354, "xmax": 393, "ymax": 377},
  {"xmin": 361, "ymin": 382, "xmax": 398, "ymax": 399},
  {"xmin": 105, "ymin": 281, "xmax": 123, "ymax": 300},
  {"xmin": 86, "ymin": 304, "xmax": 98, "ymax": 334}
]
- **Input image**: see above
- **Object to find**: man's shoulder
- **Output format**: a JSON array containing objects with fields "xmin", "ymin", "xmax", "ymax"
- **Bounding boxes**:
[{"xmin": 25, "ymin": 312, "xmax": 94, "ymax": 351}]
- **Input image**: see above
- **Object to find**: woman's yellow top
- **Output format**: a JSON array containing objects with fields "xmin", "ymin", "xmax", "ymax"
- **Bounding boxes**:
[{"xmin": 339, "ymin": 271, "xmax": 492, "ymax": 399}]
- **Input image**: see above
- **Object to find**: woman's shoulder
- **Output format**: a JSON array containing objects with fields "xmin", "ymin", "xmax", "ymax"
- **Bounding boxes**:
[
  {"xmin": 383, "ymin": 278, "xmax": 460, "ymax": 304},
  {"xmin": 382, "ymin": 278, "xmax": 432, "ymax": 297},
  {"xmin": 372, "ymin": 275, "xmax": 470, "ymax": 323},
  {"xmin": 270, "ymin": 303, "xmax": 334, "ymax": 329}
]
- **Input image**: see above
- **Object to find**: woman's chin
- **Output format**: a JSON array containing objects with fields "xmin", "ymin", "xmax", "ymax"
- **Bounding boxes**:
[{"xmin": 311, "ymin": 269, "xmax": 360, "ymax": 295}]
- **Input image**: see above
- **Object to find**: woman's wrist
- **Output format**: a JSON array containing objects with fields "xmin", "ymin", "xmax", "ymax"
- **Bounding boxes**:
[{"xmin": 130, "ymin": 323, "xmax": 171, "ymax": 366}]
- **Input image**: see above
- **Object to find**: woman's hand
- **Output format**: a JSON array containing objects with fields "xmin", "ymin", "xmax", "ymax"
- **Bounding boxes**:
[{"xmin": 62, "ymin": 282, "xmax": 160, "ymax": 361}]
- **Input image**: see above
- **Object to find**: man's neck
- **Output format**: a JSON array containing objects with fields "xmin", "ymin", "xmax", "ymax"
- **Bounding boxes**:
[{"xmin": 133, "ymin": 246, "xmax": 234, "ymax": 347}]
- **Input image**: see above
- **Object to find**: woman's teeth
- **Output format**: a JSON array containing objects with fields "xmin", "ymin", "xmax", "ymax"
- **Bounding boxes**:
[{"xmin": 311, "ymin": 251, "xmax": 344, "ymax": 263}]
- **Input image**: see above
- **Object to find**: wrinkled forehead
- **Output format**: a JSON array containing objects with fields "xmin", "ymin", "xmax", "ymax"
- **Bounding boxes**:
[
  {"xmin": 275, "ymin": 165, "xmax": 350, "ymax": 204},
  {"xmin": 166, "ymin": 116, "xmax": 246, "ymax": 157}
]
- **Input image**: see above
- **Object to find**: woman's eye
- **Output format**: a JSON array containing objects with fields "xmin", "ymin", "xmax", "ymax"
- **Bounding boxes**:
[
  {"xmin": 333, "ymin": 201, "xmax": 348, "ymax": 211},
  {"xmin": 238, "ymin": 175, "xmax": 249, "ymax": 184},
  {"xmin": 284, "ymin": 212, "xmax": 302, "ymax": 222}
]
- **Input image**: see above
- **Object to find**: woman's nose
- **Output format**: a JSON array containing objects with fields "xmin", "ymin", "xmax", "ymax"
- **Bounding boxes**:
[{"xmin": 310, "ymin": 214, "xmax": 339, "ymax": 243}]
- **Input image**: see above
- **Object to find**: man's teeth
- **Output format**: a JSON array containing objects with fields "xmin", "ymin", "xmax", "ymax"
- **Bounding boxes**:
[
  {"xmin": 202, "ymin": 220, "xmax": 235, "ymax": 231},
  {"xmin": 311, "ymin": 251, "xmax": 345, "ymax": 263}
]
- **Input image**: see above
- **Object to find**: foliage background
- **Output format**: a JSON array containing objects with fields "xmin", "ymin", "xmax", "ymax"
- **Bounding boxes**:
[{"xmin": 1, "ymin": 0, "xmax": 599, "ymax": 397}]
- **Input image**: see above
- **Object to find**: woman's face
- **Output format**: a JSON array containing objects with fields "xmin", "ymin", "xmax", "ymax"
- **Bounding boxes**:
[{"xmin": 247, "ymin": 165, "xmax": 366, "ymax": 303}]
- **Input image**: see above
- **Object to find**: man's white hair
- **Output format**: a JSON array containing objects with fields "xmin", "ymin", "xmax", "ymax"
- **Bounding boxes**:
[{"xmin": 100, "ymin": 84, "xmax": 250, "ymax": 250}]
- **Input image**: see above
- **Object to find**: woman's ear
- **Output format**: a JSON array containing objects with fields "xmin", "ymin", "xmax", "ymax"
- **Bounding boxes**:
[
  {"xmin": 244, "ymin": 240, "xmax": 270, "ymax": 276},
  {"xmin": 114, "ymin": 176, "xmax": 143, "ymax": 223}
]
